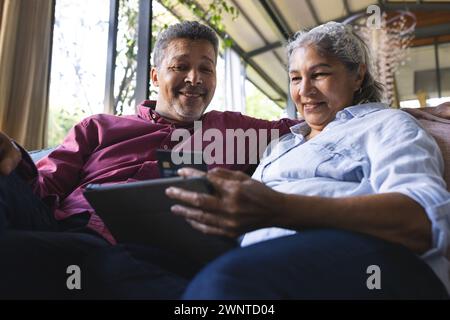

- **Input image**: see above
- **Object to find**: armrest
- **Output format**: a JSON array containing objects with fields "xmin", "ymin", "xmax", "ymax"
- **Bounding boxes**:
[{"xmin": 29, "ymin": 147, "xmax": 57, "ymax": 163}]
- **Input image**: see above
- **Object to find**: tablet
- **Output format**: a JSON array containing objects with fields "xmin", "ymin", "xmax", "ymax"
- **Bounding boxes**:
[{"xmin": 83, "ymin": 177, "xmax": 237, "ymax": 266}]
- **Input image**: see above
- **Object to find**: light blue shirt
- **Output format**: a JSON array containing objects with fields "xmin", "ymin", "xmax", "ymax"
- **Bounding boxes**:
[{"xmin": 241, "ymin": 103, "xmax": 450, "ymax": 293}]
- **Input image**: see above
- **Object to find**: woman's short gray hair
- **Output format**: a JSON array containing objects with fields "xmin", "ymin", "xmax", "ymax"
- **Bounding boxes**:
[{"xmin": 287, "ymin": 21, "xmax": 383, "ymax": 104}]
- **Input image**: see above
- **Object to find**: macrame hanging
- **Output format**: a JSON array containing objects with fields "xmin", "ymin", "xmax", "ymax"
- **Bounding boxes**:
[{"xmin": 344, "ymin": 11, "xmax": 416, "ymax": 107}]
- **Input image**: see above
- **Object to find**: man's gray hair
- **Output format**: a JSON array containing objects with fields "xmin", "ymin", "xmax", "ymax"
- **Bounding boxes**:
[
  {"xmin": 153, "ymin": 21, "xmax": 219, "ymax": 68},
  {"xmin": 287, "ymin": 21, "xmax": 384, "ymax": 104}
]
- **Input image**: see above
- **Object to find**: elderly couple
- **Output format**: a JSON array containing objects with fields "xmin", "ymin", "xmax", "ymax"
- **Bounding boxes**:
[{"xmin": 0, "ymin": 21, "xmax": 449, "ymax": 299}]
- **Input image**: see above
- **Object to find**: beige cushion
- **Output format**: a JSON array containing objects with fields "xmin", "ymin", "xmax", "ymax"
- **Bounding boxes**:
[{"xmin": 407, "ymin": 109, "xmax": 450, "ymax": 191}]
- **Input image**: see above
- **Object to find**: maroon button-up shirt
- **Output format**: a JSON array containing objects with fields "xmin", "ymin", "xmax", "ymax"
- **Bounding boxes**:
[{"xmin": 17, "ymin": 101, "xmax": 298, "ymax": 243}]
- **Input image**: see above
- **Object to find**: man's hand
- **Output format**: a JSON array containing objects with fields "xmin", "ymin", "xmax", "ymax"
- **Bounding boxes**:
[
  {"xmin": 0, "ymin": 131, "xmax": 22, "ymax": 175},
  {"xmin": 165, "ymin": 167, "xmax": 285, "ymax": 238}
]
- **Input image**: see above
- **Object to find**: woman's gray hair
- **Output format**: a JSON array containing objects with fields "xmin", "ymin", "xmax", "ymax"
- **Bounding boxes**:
[
  {"xmin": 153, "ymin": 21, "xmax": 219, "ymax": 68},
  {"xmin": 287, "ymin": 21, "xmax": 384, "ymax": 104}
]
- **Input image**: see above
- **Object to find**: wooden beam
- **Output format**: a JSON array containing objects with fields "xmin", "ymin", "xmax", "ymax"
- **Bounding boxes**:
[
  {"xmin": 412, "ymin": 34, "xmax": 450, "ymax": 47},
  {"xmin": 305, "ymin": 0, "xmax": 320, "ymax": 25}
]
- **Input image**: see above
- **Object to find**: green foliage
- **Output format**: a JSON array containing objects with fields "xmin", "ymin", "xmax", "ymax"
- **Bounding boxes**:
[
  {"xmin": 245, "ymin": 82, "xmax": 284, "ymax": 121},
  {"xmin": 161, "ymin": 0, "xmax": 239, "ymax": 48},
  {"xmin": 47, "ymin": 107, "xmax": 85, "ymax": 147},
  {"xmin": 114, "ymin": 0, "xmax": 139, "ymax": 116}
]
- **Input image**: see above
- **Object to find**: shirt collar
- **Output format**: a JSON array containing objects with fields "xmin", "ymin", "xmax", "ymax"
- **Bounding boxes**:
[
  {"xmin": 289, "ymin": 102, "xmax": 388, "ymax": 138},
  {"xmin": 137, "ymin": 100, "xmax": 200, "ymax": 128},
  {"xmin": 340, "ymin": 102, "xmax": 388, "ymax": 119},
  {"xmin": 137, "ymin": 100, "xmax": 158, "ymax": 121},
  {"xmin": 290, "ymin": 121, "xmax": 311, "ymax": 138}
]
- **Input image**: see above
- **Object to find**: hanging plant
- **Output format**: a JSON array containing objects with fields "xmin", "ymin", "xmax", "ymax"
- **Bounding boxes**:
[{"xmin": 161, "ymin": 0, "xmax": 239, "ymax": 48}]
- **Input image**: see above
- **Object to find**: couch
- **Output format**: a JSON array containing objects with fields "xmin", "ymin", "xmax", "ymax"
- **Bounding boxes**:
[{"xmin": 404, "ymin": 107, "xmax": 450, "ymax": 191}]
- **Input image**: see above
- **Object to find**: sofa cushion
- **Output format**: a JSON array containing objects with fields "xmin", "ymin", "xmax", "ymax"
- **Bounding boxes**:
[
  {"xmin": 407, "ymin": 109, "xmax": 450, "ymax": 191},
  {"xmin": 29, "ymin": 147, "xmax": 56, "ymax": 163}
]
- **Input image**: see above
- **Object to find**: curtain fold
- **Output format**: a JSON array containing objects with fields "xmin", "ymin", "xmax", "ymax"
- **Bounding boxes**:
[
  {"xmin": 0, "ymin": 0, "xmax": 54, "ymax": 150},
  {"xmin": 0, "ymin": 0, "xmax": 4, "ymax": 31}
]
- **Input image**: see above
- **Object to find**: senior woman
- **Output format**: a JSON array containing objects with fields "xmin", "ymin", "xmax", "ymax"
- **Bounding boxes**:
[{"xmin": 166, "ymin": 22, "xmax": 450, "ymax": 299}]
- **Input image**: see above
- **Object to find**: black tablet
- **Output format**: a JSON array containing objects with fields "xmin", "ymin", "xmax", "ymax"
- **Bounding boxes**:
[{"xmin": 83, "ymin": 177, "xmax": 237, "ymax": 266}]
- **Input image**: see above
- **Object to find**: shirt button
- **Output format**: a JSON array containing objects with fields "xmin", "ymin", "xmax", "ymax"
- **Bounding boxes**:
[{"xmin": 163, "ymin": 145, "xmax": 168, "ymax": 150}]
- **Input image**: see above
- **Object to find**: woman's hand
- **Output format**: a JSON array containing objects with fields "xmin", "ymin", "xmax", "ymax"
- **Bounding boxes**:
[
  {"xmin": 0, "ymin": 131, "xmax": 21, "ymax": 176},
  {"xmin": 165, "ymin": 167, "xmax": 286, "ymax": 238}
]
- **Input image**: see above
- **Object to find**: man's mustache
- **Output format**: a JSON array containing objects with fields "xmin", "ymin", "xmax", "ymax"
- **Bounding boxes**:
[{"xmin": 178, "ymin": 84, "xmax": 207, "ymax": 95}]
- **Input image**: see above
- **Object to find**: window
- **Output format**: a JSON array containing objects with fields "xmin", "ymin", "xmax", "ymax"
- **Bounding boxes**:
[
  {"xmin": 48, "ymin": 0, "xmax": 110, "ymax": 147},
  {"xmin": 245, "ymin": 80, "xmax": 284, "ymax": 120},
  {"xmin": 114, "ymin": 0, "xmax": 139, "ymax": 116},
  {"xmin": 47, "ymin": 0, "xmax": 270, "ymax": 147},
  {"xmin": 396, "ymin": 42, "xmax": 450, "ymax": 108},
  {"xmin": 149, "ymin": 0, "xmax": 179, "ymax": 102}
]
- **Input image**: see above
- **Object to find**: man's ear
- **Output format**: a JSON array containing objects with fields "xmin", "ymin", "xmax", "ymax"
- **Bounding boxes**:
[
  {"xmin": 355, "ymin": 64, "xmax": 367, "ymax": 91},
  {"xmin": 150, "ymin": 67, "xmax": 159, "ymax": 87}
]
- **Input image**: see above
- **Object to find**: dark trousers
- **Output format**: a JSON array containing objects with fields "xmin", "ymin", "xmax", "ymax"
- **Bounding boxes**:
[
  {"xmin": 182, "ymin": 230, "xmax": 449, "ymax": 299},
  {"xmin": 0, "ymin": 172, "xmax": 191, "ymax": 299}
]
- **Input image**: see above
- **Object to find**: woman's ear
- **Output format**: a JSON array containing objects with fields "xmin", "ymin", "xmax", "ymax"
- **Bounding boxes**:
[
  {"xmin": 150, "ymin": 67, "xmax": 159, "ymax": 87},
  {"xmin": 355, "ymin": 64, "xmax": 367, "ymax": 91}
]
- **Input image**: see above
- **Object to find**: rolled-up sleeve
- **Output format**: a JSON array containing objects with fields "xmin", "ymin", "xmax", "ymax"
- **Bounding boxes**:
[{"xmin": 367, "ymin": 112, "xmax": 450, "ymax": 259}]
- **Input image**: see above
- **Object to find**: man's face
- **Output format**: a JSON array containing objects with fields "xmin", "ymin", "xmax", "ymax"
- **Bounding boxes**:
[{"xmin": 151, "ymin": 38, "xmax": 217, "ymax": 123}]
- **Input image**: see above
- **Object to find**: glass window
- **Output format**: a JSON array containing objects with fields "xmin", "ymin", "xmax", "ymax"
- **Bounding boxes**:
[
  {"xmin": 395, "ymin": 45, "xmax": 436, "ymax": 103},
  {"xmin": 206, "ymin": 54, "xmax": 226, "ymax": 113},
  {"xmin": 438, "ymin": 42, "xmax": 450, "ymax": 99},
  {"xmin": 149, "ymin": 0, "xmax": 180, "ymax": 102},
  {"xmin": 114, "ymin": 0, "xmax": 139, "ymax": 116},
  {"xmin": 396, "ymin": 43, "xmax": 450, "ymax": 108},
  {"xmin": 245, "ymin": 80, "xmax": 284, "ymax": 120},
  {"xmin": 48, "ymin": 0, "xmax": 109, "ymax": 147}
]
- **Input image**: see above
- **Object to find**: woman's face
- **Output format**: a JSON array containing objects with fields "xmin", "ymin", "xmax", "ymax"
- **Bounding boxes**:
[{"xmin": 289, "ymin": 45, "xmax": 364, "ymax": 133}]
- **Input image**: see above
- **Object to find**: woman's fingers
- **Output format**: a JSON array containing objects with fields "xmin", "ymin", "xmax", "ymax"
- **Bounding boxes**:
[
  {"xmin": 171, "ymin": 205, "xmax": 222, "ymax": 227},
  {"xmin": 171, "ymin": 205, "xmax": 242, "ymax": 236},
  {"xmin": 177, "ymin": 167, "xmax": 206, "ymax": 178},
  {"xmin": 208, "ymin": 167, "xmax": 249, "ymax": 181},
  {"xmin": 166, "ymin": 186, "xmax": 221, "ymax": 211},
  {"xmin": 184, "ymin": 219, "xmax": 237, "ymax": 238}
]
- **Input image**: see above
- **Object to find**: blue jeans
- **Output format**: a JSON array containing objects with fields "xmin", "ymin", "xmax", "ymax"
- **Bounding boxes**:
[{"xmin": 182, "ymin": 230, "xmax": 449, "ymax": 299}]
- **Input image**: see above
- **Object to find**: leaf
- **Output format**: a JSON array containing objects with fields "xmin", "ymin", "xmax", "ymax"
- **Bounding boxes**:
[{"xmin": 223, "ymin": 38, "xmax": 233, "ymax": 48}]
